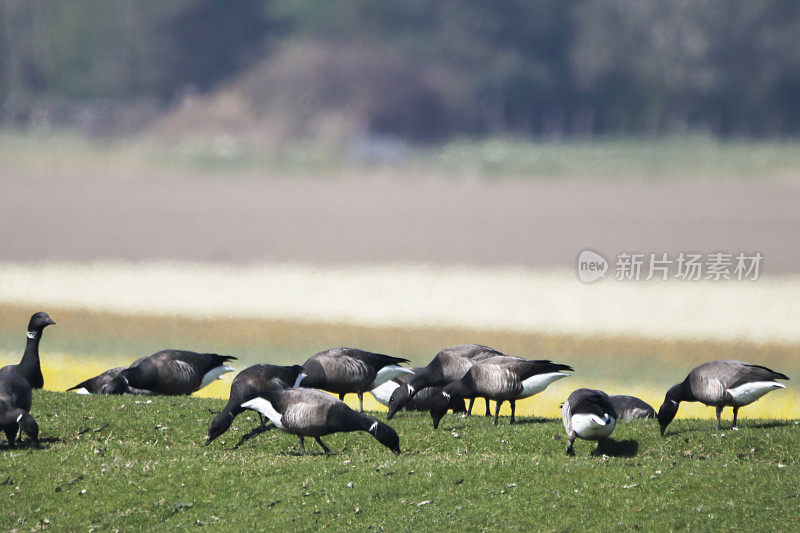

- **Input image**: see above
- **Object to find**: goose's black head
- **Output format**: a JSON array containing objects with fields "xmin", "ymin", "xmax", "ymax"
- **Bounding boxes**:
[
  {"xmin": 101, "ymin": 373, "xmax": 130, "ymax": 395},
  {"xmin": 429, "ymin": 391, "xmax": 451, "ymax": 430},
  {"xmin": 386, "ymin": 384, "xmax": 412, "ymax": 420},
  {"xmin": 18, "ymin": 412, "xmax": 40, "ymax": 448},
  {"xmin": 28, "ymin": 312, "xmax": 55, "ymax": 332},
  {"xmin": 657, "ymin": 384, "xmax": 682, "ymax": 436},
  {"xmin": 369, "ymin": 420, "xmax": 401, "ymax": 454},
  {"xmin": 206, "ymin": 411, "xmax": 234, "ymax": 445}
]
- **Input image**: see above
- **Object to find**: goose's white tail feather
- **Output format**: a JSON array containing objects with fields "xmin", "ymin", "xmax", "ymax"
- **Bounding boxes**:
[
  {"xmin": 241, "ymin": 397, "xmax": 283, "ymax": 428},
  {"xmin": 370, "ymin": 365, "xmax": 414, "ymax": 389}
]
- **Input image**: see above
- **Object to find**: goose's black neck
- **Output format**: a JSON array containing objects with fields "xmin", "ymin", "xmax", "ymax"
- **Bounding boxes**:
[
  {"xmin": 668, "ymin": 379, "xmax": 694, "ymax": 403},
  {"xmin": 408, "ymin": 366, "xmax": 442, "ymax": 391},
  {"xmin": 442, "ymin": 378, "xmax": 472, "ymax": 399},
  {"xmin": 18, "ymin": 331, "xmax": 44, "ymax": 387}
]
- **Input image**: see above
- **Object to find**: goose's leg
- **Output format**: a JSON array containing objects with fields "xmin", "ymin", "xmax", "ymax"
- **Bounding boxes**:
[
  {"xmin": 493, "ymin": 400, "xmax": 502, "ymax": 426},
  {"xmin": 732, "ymin": 406, "xmax": 739, "ymax": 430},
  {"xmin": 467, "ymin": 397, "xmax": 475, "ymax": 416},
  {"xmin": 339, "ymin": 393, "xmax": 346, "ymax": 401},
  {"xmin": 592, "ymin": 439, "xmax": 605, "ymax": 456},
  {"xmin": 4, "ymin": 427, "xmax": 17, "ymax": 447},
  {"xmin": 715, "ymin": 406, "xmax": 723, "ymax": 430},
  {"xmin": 315, "ymin": 437, "xmax": 331, "ymax": 454},
  {"xmin": 509, "ymin": 400, "xmax": 516, "ymax": 424},
  {"xmin": 566, "ymin": 434, "xmax": 576, "ymax": 456},
  {"xmin": 485, "ymin": 397, "xmax": 491, "ymax": 417},
  {"xmin": 358, "ymin": 392, "xmax": 364, "ymax": 413},
  {"xmin": 298, "ymin": 436, "xmax": 306, "ymax": 456}
]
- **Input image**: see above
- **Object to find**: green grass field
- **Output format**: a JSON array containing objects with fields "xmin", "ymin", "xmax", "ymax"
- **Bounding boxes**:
[{"xmin": 2, "ymin": 390, "xmax": 798, "ymax": 531}]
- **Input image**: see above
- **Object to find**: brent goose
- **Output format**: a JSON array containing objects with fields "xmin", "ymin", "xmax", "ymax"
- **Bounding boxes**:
[
  {"xmin": 67, "ymin": 357, "xmax": 151, "ymax": 395},
  {"xmin": 298, "ymin": 347, "xmax": 412, "ymax": 412},
  {"xmin": 0, "ymin": 312, "xmax": 55, "ymax": 389},
  {"xmin": 658, "ymin": 360, "xmax": 789, "ymax": 435},
  {"xmin": 386, "ymin": 344, "xmax": 503, "ymax": 419},
  {"xmin": 0, "ymin": 374, "xmax": 39, "ymax": 447},
  {"xmin": 206, "ymin": 363, "xmax": 305, "ymax": 445},
  {"xmin": 370, "ymin": 367, "xmax": 468, "ymax": 413},
  {"xmin": 241, "ymin": 388, "xmax": 401, "ymax": 455},
  {"xmin": 562, "ymin": 388, "xmax": 617, "ymax": 456},
  {"xmin": 608, "ymin": 395, "xmax": 656, "ymax": 421},
  {"xmin": 100, "ymin": 350, "xmax": 236, "ymax": 396},
  {"xmin": 429, "ymin": 355, "xmax": 573, "ymax": 428}
]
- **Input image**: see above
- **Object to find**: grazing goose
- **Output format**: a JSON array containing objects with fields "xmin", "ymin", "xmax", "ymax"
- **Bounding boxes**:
[
  {"xmin": 608, "ymin": 395, "xmax": 656, "ymax": 421},
  {"xmin": 241, "ymin": 388, "xmax": 401, "ymax": 455},
  {"xmin": 370, "ymin": 367, "xmax": 468, "ymax": 413},
  {"xmin": 100, "ymin": 350, "xmax": 237, "ymax": 396},
  {"xmin": 386, "ymin": 344, "xmax": 503, "ymax": 419},
  {"xmin": 0, "ymin": 374, "xmax": 39, "ymax": 448},
  {"xmin": 67, "ymin": 357, "xmax": 151, "ymax": 395},
  {"xmin": 206, "ymin": 364, "xmax": 305, "ymax": 445},
  {"xmin": 429, "ymin": 356, "xmax": 573, "ymax": 428},
  {"xmin": 658, "ymin": 360, "xmax": 789, "ymax": 435},
  {"xmin": 299, "ymin": 347, "xmax": 412, "ymax": 412},
  {"xmin": 0, "ymin": 312, "xmax": 55, "ymax": 389},
  {"xmin": 562, "ymin": 388, "xmax": 617, "ymax": 456}
]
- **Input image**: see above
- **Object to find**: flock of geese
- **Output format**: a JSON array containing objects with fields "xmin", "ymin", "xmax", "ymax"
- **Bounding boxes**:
[{"xmin": 0, "ymin": 312, "xmax": 791, "ymax": 456}]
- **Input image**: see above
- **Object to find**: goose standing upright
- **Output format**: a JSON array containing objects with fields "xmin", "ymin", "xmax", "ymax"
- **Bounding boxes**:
[
  {"xmin": 0, "ymin": 374, "xmax": 39, "ymax": 447},
  {"xmin": 658, "ymin": 360, "xmax": 789, "ymax": 435},
  {"xmin": 386, "ymin": 344, "xmax": 503, "ymax": 419},
  {"xmin": 608, "ymin": 395, "xmax": 656, "ymax": 421},
  {"xmin": 299, "ymin": 347, "xmax": 412, "ymax": 412},
  {"xmin": 241, "ymin": 388, "xmax": 401, "ymax": 455},
  {"xmin": 429, "ymin": 355, "xmax": 573, "ymax": 428},
  {"xmin": 562, "ymin": 388, "xmax": 617, "ymax": 456},
  {"xmin": 0, "ymin": 312, "xmax": 55, "ymax": 389},
  {"xmin": 370, "ymin": 367, "xmax": 468, "ymax": 413},
  {"xmin": 206, "ymin": 363, "xmax": 305, "ymax": 445},
  {"xmin": 100, "ymin": 350, "xmax": 237, "ymax": 396}
]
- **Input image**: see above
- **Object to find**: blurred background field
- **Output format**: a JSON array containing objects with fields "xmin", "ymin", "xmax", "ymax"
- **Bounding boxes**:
[{"xmin": 2, "ymin": 0, "xmax": 800, "ymax": 426}]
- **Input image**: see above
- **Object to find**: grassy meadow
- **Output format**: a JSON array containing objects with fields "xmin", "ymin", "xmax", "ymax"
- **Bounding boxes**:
[{"xmin": 1, "ymin": 391, "xmax": 798, "ymax": 531}]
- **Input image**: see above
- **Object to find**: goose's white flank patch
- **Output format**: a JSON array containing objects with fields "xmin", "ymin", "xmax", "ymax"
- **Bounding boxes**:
[
  {"xmin": 571, "ymin": 413, "xmax": 616, "ymax": 440},
  {"xmin": 241, "ymin": 398, "xmax": 283, "ymax": 428},
  {"xmin": 199, "ymin": 365, "xmax": 236, "ymax": 390},
  {"xmin": 520, "ymin": 372, "xmax": 569, "ymax": 398},
  {"xmin": 370, "ymin": 380, "xmax": 400, "ymax": 406},
  {"xmin": 16, "ymin": 413, "xmax": 23, "ymax": 423},
  {"xmin": 369, "ymin": 365, "xmax": 414, "ymax": 389},
  {"xmin": 727, "ymin": 381, "xmax": 786, "ymax": 406},
  {"xmin": 293, "ymin": 372, "xmax": 308, "ymax": 388},
  {"xmin": 368, "ymin": 421, "xmax": 379, "ymax": 433},
  {"xmin": 73, "ymin": 387, "xmax": 90, "ymax": 395},
  {"xmin": 26, "ymin": 331, "xmax": 37, "ymax": 339}
]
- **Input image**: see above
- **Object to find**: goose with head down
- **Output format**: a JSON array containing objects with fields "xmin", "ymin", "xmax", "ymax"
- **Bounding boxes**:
[
  {"xmin": 299, "ymin": 347, "xmax": 412, "ymax": 412},
  {"xmin": 369, "ymin": 367, "xmax": 468, "ymax": 413},
  {"xmin": 100, "ymin": 350, "xmax": 236, "ymax": 396},
  {"xmin": 429, "ymin": 355, "xmax": 573, "ymax": 428},
  {"xmin": 386, "ymin": 344, "xmax": 502, "ymax": 420},
  {"xmin": 241, "ymin": 388, "xmax": 401, "ymax": 455},
  {"xmin": 0, "ymin": 373, "xmax": 39, "ymax": 448},
  {"xmin": 658, "ymin": 360, "xmax": 789, "ymax": 435},
  {"xmin": 562, "ymin": 388, "xmax": 617, "ymax": 456},
  {"xmin": 206, "ymin": 363, "xmax": 305, "ymax": 445}
]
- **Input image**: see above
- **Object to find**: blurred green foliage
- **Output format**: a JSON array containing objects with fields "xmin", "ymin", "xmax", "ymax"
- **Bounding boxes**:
[{"xmin": 2, "ymin": 0, "xmax": 800, "ymax": 139}]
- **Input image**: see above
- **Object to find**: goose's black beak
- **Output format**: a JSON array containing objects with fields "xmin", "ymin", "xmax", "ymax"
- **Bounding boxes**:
[
  {"xmin": 205, "ymin": 437, "xmax": 212, "ymax": 446},
  {"xmin": 46, "ymin": 318, "xmax": 55, "ymax": 326}
]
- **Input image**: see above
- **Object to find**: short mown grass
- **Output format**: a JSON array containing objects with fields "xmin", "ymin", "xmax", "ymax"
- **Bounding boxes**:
[{"xmin": 2, "ymin": 391, "xmax": 798, "ymax": 531}]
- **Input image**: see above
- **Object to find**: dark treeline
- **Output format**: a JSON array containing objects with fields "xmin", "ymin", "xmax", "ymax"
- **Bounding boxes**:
[{"xmin": 2, "ymin": 0, "xmax": 800, "ymax": 141}]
